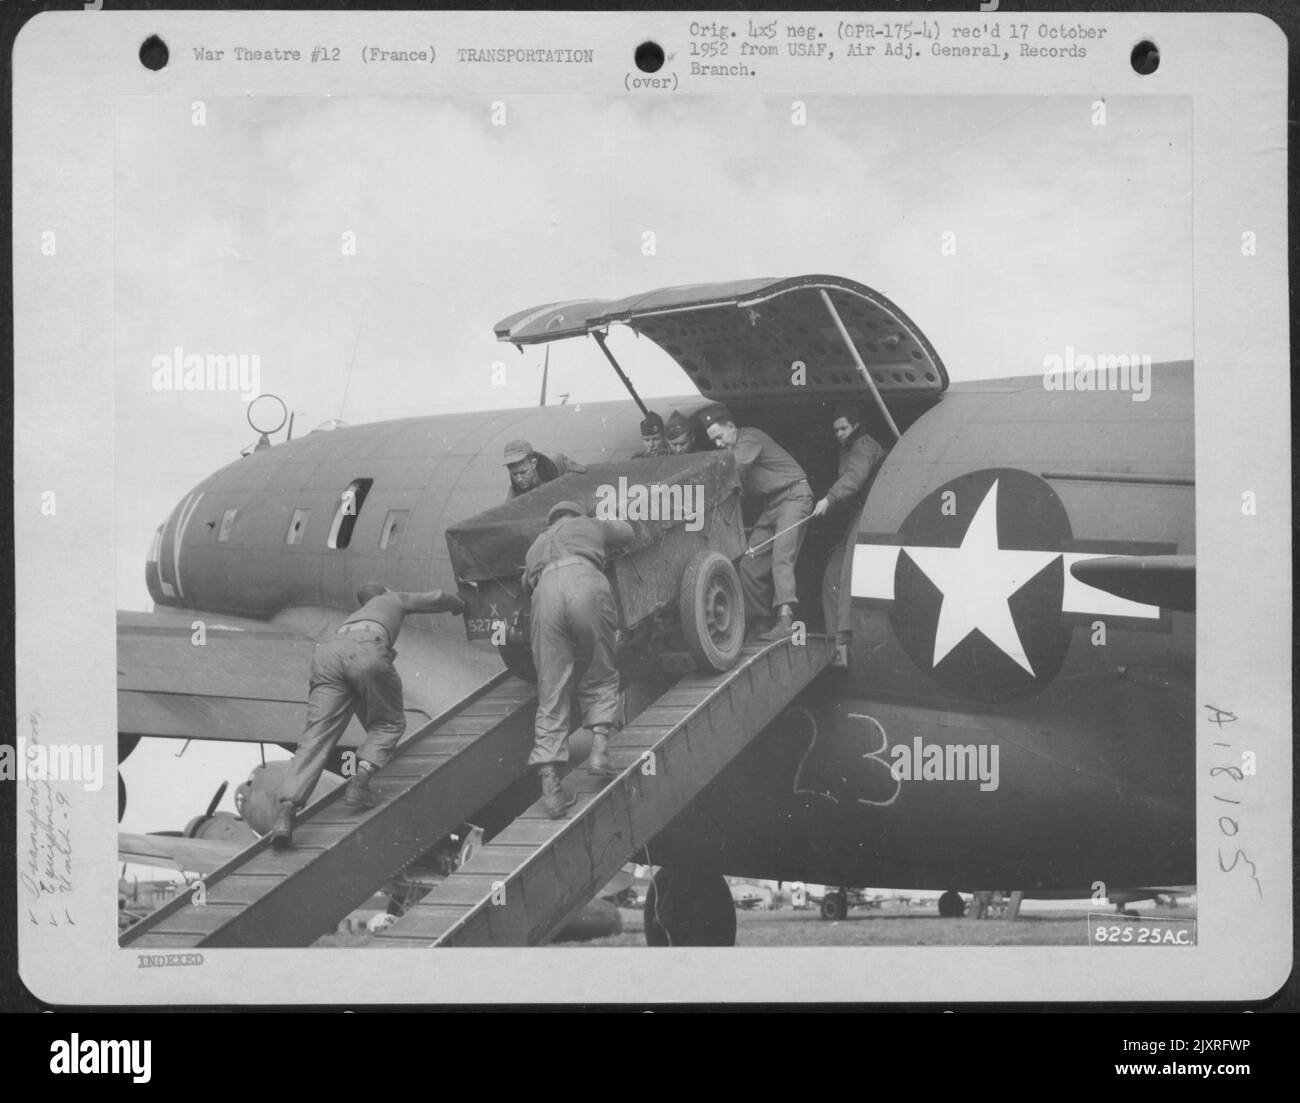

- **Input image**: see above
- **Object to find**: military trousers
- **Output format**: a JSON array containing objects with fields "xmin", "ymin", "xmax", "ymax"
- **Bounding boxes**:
[
  {"xmin": 529, "ymin": 561, "xmax": 620, "ymax": 766},
  {"xmin": 279, "ymin": 629, "xmax": 406, "ymax": 808},
  {"xmin": 740, "ymin": 483, "xmax": 814, "ymax": 618}
]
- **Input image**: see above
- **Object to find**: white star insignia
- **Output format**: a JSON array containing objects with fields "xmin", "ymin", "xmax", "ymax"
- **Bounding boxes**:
[{"xmin": 901, "ymin": 480, "xmax": 1059, "ymax": 676}]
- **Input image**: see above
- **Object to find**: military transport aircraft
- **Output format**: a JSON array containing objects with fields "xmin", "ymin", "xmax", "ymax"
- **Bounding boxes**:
[{"xmin": 117, "ymin": 274, "xmax": 1194, "ymax": 950}]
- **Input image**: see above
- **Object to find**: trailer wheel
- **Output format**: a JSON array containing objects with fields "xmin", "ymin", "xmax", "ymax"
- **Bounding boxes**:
[
  {"xmin": 679, "ymin": 550, "xmax": 745, "ymax": 673},
  {"xmin": 498, "ymin": 641, "xmax": 537, "ymax": 683}
]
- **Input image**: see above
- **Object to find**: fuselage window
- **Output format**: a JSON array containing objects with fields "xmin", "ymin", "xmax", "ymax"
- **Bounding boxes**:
[
  {"xmin": 380, "ymin": 509, "xmax": 408, "ymax": 550},
  {"xmin": 217, "ymin": 509, "xmax": 238, "ymax": 542},
  {"xmin": 286, "ymin": 508, "xmax": 310, "ymax": 545},
  {"xmin": 328, "ymin": 478, "xmax": 373, "ymax": 550}
]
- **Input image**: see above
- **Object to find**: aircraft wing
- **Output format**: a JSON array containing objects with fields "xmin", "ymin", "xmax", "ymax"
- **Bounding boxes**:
[
  {"xmin": 118, "ymin": 833, "xmax": 244, "ymax": 876},
  {"xmin": 117, "ymin": 610, "xmax": 428, "ymax": 746}
]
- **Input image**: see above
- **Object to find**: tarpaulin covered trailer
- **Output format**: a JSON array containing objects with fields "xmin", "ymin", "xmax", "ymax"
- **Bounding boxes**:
[{"xmin": 446, "ymin": 450, "xmax": 747, "ymax": 675}]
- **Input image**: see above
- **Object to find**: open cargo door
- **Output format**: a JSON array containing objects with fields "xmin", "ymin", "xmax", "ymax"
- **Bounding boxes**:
[{"xmin": 494, "ymin": 275, "xmax": 948, "ymax": 437}]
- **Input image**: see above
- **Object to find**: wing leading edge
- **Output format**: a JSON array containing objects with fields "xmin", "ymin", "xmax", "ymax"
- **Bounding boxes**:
[{"xmin": 117, "ymin": 610, "xmax": 429, "ymax": 746}]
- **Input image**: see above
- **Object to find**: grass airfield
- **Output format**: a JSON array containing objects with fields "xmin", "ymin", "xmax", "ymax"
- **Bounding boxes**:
[
  {"xmin": 316, "ymin": 898, "xmax": 1196, "ymax": 948},
  {"xmin": 574, "ymin": 900, "xmax": 1198, "ymax": 948}
]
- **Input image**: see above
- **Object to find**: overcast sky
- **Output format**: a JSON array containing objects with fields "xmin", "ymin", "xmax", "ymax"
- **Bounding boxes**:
[{"xmin": 115, "ymin": 93, "xmax": 1190, "ymax": 842}]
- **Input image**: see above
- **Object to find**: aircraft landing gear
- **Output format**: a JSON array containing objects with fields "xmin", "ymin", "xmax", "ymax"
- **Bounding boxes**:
[
  {"xmin": 938, "ymin": 890, "xmax": 966, "ymax": 918},
  {"xmin": 643, "ymin": 868, "xmax": 737, "ymax": 946},
  {"xmin": 819, "ymin": 890, "xmax": 848, "ymax": 921}
]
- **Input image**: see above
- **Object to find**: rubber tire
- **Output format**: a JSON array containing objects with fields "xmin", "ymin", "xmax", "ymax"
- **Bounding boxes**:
[
  {"xmin": 643, "ymin": 868, "xmax": 737, "ymax": 947},
  {"xmin": 679, "ymin": 550, "xmax": 745, "ymax": 674},
  {"xmin": 938, "ymin": 890, "xmax": 966, "ymax": 918},
  {"xmin": 820, "ymin": 892, "xmax": 848, "ymax": 922},
  {"xmin": 498, "ymin": 641, "xmax": 538, "ymax": 683}
]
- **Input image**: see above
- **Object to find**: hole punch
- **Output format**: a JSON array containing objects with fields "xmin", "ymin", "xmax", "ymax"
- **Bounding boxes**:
[
  {"xmin": 635, "ymin": 41, "xmax": 665, "ymax": 73},
  {"xmin": 1130, "ymin": 40, "xmax": 1159, "ymax": 76},
  {"xmin": 139, "ymin": 35, "xmax": 169, "ymax": 72}
]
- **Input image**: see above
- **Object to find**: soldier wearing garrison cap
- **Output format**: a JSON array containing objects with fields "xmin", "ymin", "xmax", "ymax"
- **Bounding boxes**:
[
  {"xmin": 523, "ymin": 500, "xmax": 636, "ymax": 817},
  {"xmin": 503, "ymin": 439, "xmax": 587, "ymax": 500},
  {"xmin": 700, "ymin": 405, "xmax": 813, "ymax": 639},
  {"xmin": 664, "ymin": 410, "xmax": 699, "ymax": 454},
  {"xmin": 630, "ymin": 412, "xmax": 668, "ymax": 459}
]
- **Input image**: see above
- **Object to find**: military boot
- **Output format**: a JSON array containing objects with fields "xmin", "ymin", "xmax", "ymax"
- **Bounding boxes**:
[
  {"xmin": 586, "ymin": 726, "xmax": 618, "ymax": 777},
  {"xmin": 539, "ymin": 764, "xmax": 577, "ymax": 819},
  {"xmin": 761, "ymin": 605, "xmax": 796, "ymax": 640},
  {"xmin": 342, "ymin": 765, "xmax": 381, "ymax": 810},
  {"xmin": 270, "ymin": 800, "xmax": 296, "ymax": 849}
]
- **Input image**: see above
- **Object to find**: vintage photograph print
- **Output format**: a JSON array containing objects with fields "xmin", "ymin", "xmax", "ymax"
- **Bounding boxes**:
[
  {"xmin": 11, "ymin": 10, "xmax": 1289, "ymax": 1005},
  {"xmin": 113, "ymin": 93, "xmax": 1196, "ymax": 953}
]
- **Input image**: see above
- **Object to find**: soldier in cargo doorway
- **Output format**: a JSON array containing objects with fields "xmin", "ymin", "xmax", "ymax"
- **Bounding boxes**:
[
  {"xmin": 664, "ymin": 410, "xmax": 700, "ymax": 454},
  {"xmin": 814, "ymin": 405, "xmax": 887, "ymax": 641},
  {"xmin": 503, "ymin": 439, "xmax": 587, "ymax": 500},
  {"xmin": 523, "ymin": 501, "xmax": 635, "ymax": 818},
  {"xmin": 812, "ymin": 405, "xmax": 886, "ymax": 522},
  {"xmin": 630, "ymin": 411, "xmax": 668, "ymax": 459},
  {"xmin": 270, "ymin": 582, "xmax": 467, "ymax": 848},
  {"xmin": 699, "ymin": 406, "xmax": 814, "ymax": 639}
]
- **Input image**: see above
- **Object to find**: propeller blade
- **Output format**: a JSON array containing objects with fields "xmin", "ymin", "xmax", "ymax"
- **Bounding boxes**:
[{"xmin": 205, "ymin": 780, "xmax": 229, "ymax": 819}]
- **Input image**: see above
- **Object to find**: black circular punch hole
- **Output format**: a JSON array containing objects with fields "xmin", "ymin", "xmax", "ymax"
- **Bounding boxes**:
[
  {"xmin": 1130, "ymin": 40, "xmax": 1159, "ymax": 76},
  {"xmin": 140, "ymin": 35, "xmax": 169, "ymax": 72},
  {"xmin": 635, "ymin": 41, "xmax": 665, "ymax": 73}
]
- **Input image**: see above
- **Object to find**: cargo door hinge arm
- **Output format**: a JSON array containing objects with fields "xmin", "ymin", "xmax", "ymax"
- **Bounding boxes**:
[
  {"xmin": 819, "ymin": 289, "xmax": 902, "ymax": 442},
  {"xmin": 591, "ymin": 329, "xmax": 649, "ymax": 417}
]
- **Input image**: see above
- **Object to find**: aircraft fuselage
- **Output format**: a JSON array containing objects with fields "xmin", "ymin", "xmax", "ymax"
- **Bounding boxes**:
[{"xmin": 141, "ymin": 362, "xmax": 1195, "ymax": 892}]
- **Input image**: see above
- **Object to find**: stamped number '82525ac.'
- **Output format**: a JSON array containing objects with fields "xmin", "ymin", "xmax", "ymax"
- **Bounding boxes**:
[{"xmin": 1092, "ymin": 924, "xmax": 1195, "ymax": 946}]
